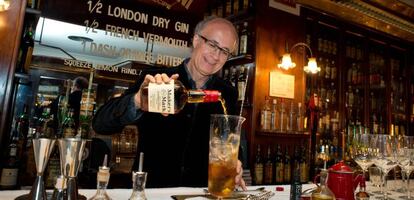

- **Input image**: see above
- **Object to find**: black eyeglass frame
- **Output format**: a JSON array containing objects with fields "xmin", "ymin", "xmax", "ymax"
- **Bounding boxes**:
[{"xmin": 197, "ymin": 34, "xmax": 233, "ymax": 60}]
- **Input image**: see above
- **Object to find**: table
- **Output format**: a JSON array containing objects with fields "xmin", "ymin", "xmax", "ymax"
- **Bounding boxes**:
[
  {"xmin": 0, "ymin": 185, "xmax": 310, "ymax": 200},
  {"xmin": 0, "ymin": 182, "xmax": 411, "ymax": 200}
]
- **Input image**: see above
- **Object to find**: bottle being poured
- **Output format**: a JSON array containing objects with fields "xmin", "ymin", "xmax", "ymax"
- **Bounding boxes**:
[{"xmin": 90, "ymin": 154, "xmax": 112, "ymax": 200}]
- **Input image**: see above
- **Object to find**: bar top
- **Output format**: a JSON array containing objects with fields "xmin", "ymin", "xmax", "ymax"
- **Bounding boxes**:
[{"xmin": 0, "ymin": 181, "xmax": 411, "ymax": 200}]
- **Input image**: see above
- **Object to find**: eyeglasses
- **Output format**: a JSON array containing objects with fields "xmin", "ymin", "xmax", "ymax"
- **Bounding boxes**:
[{"xmin": 197, "ymin": 34, "xmax": 233, "ymax": 60}]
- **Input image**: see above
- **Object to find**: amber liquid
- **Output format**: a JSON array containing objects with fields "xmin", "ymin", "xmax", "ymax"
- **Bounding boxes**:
[
  {"xmin": 208, "ymin": 161, "xmax": 237, "ymax": 198},
  {"xmin": 311, "ymin": 194, "xmax": 335, "ymax": 200},
  {"xmin": 219, "ymin": 98, "xmax": 228, "ymax": 115}
]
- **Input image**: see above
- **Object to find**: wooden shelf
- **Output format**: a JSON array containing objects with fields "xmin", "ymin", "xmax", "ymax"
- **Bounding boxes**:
[
  {"xmin": 227, "ymin": 54, "xmax": 253, "ymax": 65},
  {"xmin": 25, "ymin": 7, "xmax": 41, "ymax": 15},
  {"xmin": 256, "ymin": 130, "xmax": 311, "ymax": 138}
]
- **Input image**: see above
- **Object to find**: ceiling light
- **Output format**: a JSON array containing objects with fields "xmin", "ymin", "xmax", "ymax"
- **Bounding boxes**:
[
  {"xmin": 278, "ymin": 41, "xmax": 319, "ymax": 74},
  {"xmin": 0, "ymin": 0, "xmax": 10, "ymax": 12}
]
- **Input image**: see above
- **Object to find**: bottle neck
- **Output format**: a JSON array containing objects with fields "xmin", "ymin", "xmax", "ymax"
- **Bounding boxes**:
[{"xmin": 187, "ymin": 90, "xmax": 221, "ymax": 103}]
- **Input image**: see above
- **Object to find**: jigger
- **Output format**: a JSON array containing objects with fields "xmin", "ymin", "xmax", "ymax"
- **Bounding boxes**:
[
  {"xmin": 15, "ymin": 138, "xmax": 56, "ymax": 200},
  {"xmin": 58, "ymin": 138, "xmax": 89, "ymax": 200}
]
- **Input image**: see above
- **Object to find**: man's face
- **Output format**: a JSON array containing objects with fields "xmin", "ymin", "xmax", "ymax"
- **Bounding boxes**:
[{"xmin": 191, "ymin": 20, "xmax": 237, "ymax": 76}]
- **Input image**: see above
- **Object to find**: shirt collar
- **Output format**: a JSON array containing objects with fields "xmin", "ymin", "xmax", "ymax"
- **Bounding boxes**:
[{"xmin": 183, "ymin": 58, "xmax": 213, "ymax": 90}]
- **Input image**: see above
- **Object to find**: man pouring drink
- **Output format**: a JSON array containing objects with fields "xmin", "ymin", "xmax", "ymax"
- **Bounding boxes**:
[{"xmin": 92, "ymin": 16, "xmax": 247, "ymax": 194}]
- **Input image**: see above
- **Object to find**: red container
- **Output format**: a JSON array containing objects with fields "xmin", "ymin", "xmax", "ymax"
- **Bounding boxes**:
[{"xmin": 327, "ymin": 161, "xmax": 362, "ymax": 200}]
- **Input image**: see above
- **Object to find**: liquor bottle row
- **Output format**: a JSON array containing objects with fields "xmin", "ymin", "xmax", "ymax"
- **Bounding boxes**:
[
  {"xmin": 259, "ymin": 97, "xmax": 306, "ymax": 133},
  {"xmin": 314, "ymin": 139, "xmax": 342, "ymax": 171},
  {"xmin": 316, "ymin": 35, "xmax": 338, "ymax": 56},
  {"xmin": 0, "ymin": 89, "xmax": 96, "ymax": 189},
  {"xmin": 317, "ymin": 57, "xmax": 337, "ymax": 81},
  {"xmin": 235, "ymin": 21, "xmax": 251, "ymax": 56},
  {"xmin": 253, "ymin": 144, "xmax": 309, "ymax": 185},
  {"xmin": 223, "ymin": 64, "xmax": 249, "ymax": 101},
  {"xmin": 204, "ymin": 0, "xmax": 253, "ymax": 19},
  {"xmin": 345, "ymin": 41, "xmax": 364, "ymax": 61}
]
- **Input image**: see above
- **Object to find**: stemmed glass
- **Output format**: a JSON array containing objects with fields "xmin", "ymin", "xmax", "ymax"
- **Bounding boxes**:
[
  {"xmin": 371, "ymin": 134, "xmax": 398, "ymax": 200},
  {"xmin": 397, "ymin": 136, "xmax": 414, "ymax": 199},
  {"xmin": 352, "ymin": 133, "xmax": 375, "ymax": 183}
]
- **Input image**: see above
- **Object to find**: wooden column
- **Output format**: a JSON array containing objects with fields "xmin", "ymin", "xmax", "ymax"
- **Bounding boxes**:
[{"xmin": 0, "ymin": 0, "xmax": 26, "ymax": 146}]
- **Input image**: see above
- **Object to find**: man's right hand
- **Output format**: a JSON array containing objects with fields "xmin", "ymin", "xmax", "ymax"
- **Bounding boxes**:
[{"xmin": 134, "ymin": 73, "xmax": 179, "ymax": 115}]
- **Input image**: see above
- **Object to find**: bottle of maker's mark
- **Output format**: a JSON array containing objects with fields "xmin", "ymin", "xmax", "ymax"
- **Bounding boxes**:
[{"xmin": 140, "ymin": 80, "xmax": 222, "ymax": 114}]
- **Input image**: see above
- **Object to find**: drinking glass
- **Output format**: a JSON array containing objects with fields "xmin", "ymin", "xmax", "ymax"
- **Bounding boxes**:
[
  {"xmin": 352, "ymin": 133, "xmax": 374, "ymax": 180},
  {"xmin": 208, "ymin": 114, "xmax": 245, "ymax": 199},
  {"xmin": 371, "ymin": 134, "xmax": 398, "ymax": 200},
  {"xmin": 369, "ymin": 166, "xmax": 382, "ymax": 193},
  {"xmin": 397, "ymin": 136, "xmax": 414, "ymax": 199}
]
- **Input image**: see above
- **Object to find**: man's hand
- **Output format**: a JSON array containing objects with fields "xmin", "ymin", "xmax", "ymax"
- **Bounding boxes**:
[
  {"xmin": 235, "ymin": 160, "xmax": 247, "ymax": 191},
  {"xmin": 134, "ymin": 73, "xmax": 179, "ymax": 115}
]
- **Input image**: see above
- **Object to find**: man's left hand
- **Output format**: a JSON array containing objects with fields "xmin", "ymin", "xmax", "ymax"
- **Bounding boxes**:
[{"xmin": 235, "ymin": 160, "xmax": 247, "ymax": 191}]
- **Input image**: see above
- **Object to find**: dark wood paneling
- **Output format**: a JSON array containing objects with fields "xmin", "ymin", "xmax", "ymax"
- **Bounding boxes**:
[
  {"xmin": 249, "ymin": 1, "xmax": 306, "ymax": 168},
  {"xmin": 0, "ymin": 0, "xmax": 26, "ymax": 146}
]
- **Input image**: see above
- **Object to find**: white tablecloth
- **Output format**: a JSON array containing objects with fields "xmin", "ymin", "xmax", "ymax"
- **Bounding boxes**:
[
  {"xmin": 0, "ymin": 185, "xmax": 312, "ymax": 200},
  {"xmin": 0, "ymin": 182, "xmax": 411, "ymax": 199}
]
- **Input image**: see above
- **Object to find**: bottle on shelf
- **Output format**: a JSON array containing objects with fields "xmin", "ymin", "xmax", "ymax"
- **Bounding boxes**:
[
  {"xmin": 279, "ymin": 98, "xmax": 286, "ymax": 132},
  {"xmin": 62, "ymin": 108, "xmax": 76, "ymax": 138},
  {"xmin": 237, "ymin": 65, "xmax": 247, "ymax": 101},
  {"xmin": 270, "ymin": 98, "xmax": 279, "ymax": 131},
  {"xmin": 79, "ymin": 89, "xmax": 96, "ymax": 138},
  {"xmin": 17, "ymin": 25, "xmax": 34, "ymax": 73},
  {"xmin": 274, "ymin": 144, "xmax": 284, "ymax": 184},
  {"xmin": 283, "ymin": 146, "xmax": 291, "ymax": 183},
  {"xmin": 229, "ymin": 66, "xmax": 237, "ymax": 87},
  {"xmin": 296, "ymin": 103, "xmax": 304, "ymax": 132},
  {"xmin": 140, "ymin": 80, "xmax": 223, "ymax": 114},
  {"xmin": 300, "ymin": 144, "xmax": 309, "ymax": 183},
  {"xmin": 16, "ymin": 104, "xmax": 29, "ymax": 148},
  {"xmin": 287, "ymin": 101, "xmax": 296, "ymax": 133},
  {"xmin": 0, "ymin": 132, "xmax": 21, "ymax": 190},
  {"xmin": 263, "ymin": 146, "xmax": 273, "ymax": 185},
  {"xmin": 239, "ymin": 21, "xmax": 248, "ymax": 55},
  {"xmin": 232, "ymin": 0, "xmax": 239, "ymax": 15},
  {"xmin": 253, "ymin": 145, "xmax": 263, "ymax": 185},
  {"xmin": 260, "ymin": 97, "xmax": 271, "ymax": 131}
]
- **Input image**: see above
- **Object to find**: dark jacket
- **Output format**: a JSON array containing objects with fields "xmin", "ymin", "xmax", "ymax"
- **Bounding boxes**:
[{"xmin": 92, "ymin": 62, "xmax": 238, "ymax": 188}]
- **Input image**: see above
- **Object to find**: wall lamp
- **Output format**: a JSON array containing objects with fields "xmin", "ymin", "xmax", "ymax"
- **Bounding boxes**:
[
  {"xmin": 278, "ymin": 41, "xmax": 320, "ymax": 74},
  {"xmin": 0, "ymin": 0, "xmax": 10, "ymax": 11}
]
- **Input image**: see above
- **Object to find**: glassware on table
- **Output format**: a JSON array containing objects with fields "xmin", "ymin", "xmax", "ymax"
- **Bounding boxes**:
[
  {"xmin": 90, "ymin": 166, "xmax": 111, "ymax": 200},
  {"xmin": 352, "ymin": 133, "xmax": 374, "ymax": 180},
  {"xmin": 371, "ymin": 134, "xmax": 398, "ymax": 200},
  {"xmin": 311, "ymin": 169, "xmax": 336, "ymax": 200},
  {"xmin": 368, "ymin": 166, "xmax": 382, "ymax": 193},
  {"xmin": 208, "ymin": 114, "xmax": 245, "ymax": 199},
  {"xmin": 129, "ymin": 171, "xmax": 148, "ymax": 200},
  {"xmin": 397, "ymin": 135, "xmax": 414, "ymax": 199}
]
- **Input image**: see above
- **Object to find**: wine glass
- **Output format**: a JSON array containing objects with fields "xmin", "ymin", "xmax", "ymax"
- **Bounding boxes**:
[
  {"xmin": 397, "ymin": 136, "xmax": 414, "ymax": 199},
  {"xmin": 352, "ymin": 133, "xmax": 374, "ymax": 179},
  {"xmin": 371, "ymin": 134, "xmax": 398, "ymax": 200}
]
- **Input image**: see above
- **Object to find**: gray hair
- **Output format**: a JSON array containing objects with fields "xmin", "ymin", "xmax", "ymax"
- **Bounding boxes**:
[{"xmin": 193, "ymin": 16, "xmax": 239, "ymax": 53}]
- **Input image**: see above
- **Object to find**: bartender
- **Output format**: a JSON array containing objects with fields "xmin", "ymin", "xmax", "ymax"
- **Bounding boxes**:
[{"xmin": 93, "ymin": 16, "xmax": 246, "ymax": 189}]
